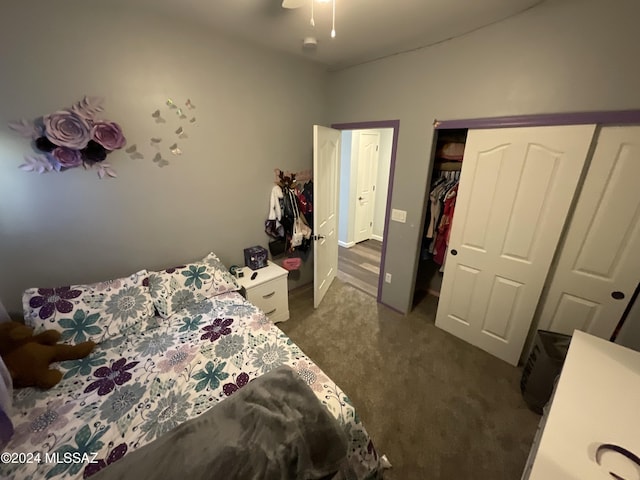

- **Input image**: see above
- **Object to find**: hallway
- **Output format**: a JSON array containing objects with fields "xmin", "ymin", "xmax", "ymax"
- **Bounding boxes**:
[{"xmin": 337, "ymin": 239, "xmax": 382, "ymax": 298}]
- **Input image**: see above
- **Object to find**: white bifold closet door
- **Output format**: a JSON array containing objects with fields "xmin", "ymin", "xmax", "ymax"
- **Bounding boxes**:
[
  {"xmin": 435, "ymin": 125, "xmax": 596, "ymax": 365},
  {"xmin": 537, "ymin": 126, "xmax": 640, "ymax": 340}
]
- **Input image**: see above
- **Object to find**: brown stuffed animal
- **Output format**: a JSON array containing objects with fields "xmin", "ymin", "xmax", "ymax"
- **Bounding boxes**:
[{"xmin": 0, "ymin": 321, "xmax": 95, "ymax": 389}]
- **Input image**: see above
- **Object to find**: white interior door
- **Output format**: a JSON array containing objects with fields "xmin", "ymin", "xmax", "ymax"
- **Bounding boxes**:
[
  {"xmin": 354, "ymin": 131, "xmax": 379, "ymax": 243},
  {"xmin": 435, "ymin": 125, "xmax": 596, "ymax": 365},
  {"xmin": 313, "ymin": 125, "xmax": 340, "ymax": 308},
  {"xmin": 537, "ymin": 126, "xmax": 640, "ymax": 339}
]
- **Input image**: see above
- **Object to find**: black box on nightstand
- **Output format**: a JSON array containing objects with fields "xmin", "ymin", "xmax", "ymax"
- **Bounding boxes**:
[{"xmin": 243, "ymin": 246, "xmax": 268, "ymax": 270}]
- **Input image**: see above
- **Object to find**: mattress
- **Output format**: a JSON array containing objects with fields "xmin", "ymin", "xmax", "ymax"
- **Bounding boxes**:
[{"xmin": 1, "ymin": 292, "xmax": 382, "ymax": 479}]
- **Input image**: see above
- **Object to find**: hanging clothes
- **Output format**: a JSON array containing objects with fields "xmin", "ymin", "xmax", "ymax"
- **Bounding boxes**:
[
  {"xmin": 428, "ymin": 173, "xmax": 456, "ymax": 252},
  {"xmin": 281, "ymin": 186, "xmax": 298, "ymax": 241},
  {"xmin": 268, "ymin": 185, "xmax": 284, "ymax": 221},
  {"xmin": 426, "ymin": 176, "xmax": 447, "ymax": 239},
  {"xmin": 422, "ymin": 169, "xmax": 460, "ymax": 264},
  {"xmin": 302, "ymin": 181, "xmax": 313, "ymax": 228},
  {"xmin": 433, "ymin": 184, "xmax": 458, "ymax": 265},
  {"xmin": 265, "ymin": 185, "xmax": 285, "ymax": 240}
]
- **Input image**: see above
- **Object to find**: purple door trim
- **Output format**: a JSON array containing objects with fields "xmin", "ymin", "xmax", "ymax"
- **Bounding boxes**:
[
  {"xmin": 330, "ymin": 120, "xmax": 400, "ymax": 307},
  {"xmin": 433, "ymin": 110, "xmax": 640, "ymax": 130}
]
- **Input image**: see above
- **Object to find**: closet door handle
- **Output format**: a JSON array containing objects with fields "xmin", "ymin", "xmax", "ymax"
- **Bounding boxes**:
[
  {"xmin": 451, "ymin": 249, "xmax": 458, "ymax": 256},
  {"xmin": 358, "ymin": 196, "xmax": 364, "ymax": 201},
  {"xmin": 612, "ymin": 291, "xmax": 625, "ymax": 300}
]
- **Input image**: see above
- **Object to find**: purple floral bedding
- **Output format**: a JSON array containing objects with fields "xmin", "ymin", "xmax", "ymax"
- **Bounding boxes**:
[{"xmin": 1, "ymin": 292, "xmax": 382, "ymax": 480}]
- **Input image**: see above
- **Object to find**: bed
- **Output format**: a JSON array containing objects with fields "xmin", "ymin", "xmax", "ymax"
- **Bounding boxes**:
[{"xmin": 0, "ymin": 253, "xmax": 383, "ymax": 480}]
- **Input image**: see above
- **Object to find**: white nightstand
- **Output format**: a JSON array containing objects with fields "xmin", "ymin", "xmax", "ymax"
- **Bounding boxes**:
[{"xmin": 236, "ymin": 261, "xmax": 289, "ymax": 323}]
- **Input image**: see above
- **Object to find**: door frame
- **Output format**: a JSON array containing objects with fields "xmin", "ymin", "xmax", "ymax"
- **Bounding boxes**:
[
  {"xmin": 434, "ymin": 109, "xmax": 640, "ymax": 130},
  {"xmin": 331, "ymin": 120, "xmax": 400, "ymax": 305}
]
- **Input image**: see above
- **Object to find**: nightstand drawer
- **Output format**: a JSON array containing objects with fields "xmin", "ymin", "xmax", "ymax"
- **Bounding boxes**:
[
  {"xmin": 245, "ymin": 276, "xmax": 289, "ymax": 321},
  {"xmin": 236, "ymin": 261, "xmax": 290, "ymax": 323}
]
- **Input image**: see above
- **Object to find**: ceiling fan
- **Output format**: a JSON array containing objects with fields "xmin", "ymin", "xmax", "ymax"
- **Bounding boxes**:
[{"xmin": 281, "ymin": 0, "xmax": 336, "ymax": 37}]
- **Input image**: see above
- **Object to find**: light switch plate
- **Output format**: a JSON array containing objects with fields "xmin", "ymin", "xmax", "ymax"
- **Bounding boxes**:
[{"xmin": 391, "ymin": 209, "xmax": 407, "ymax": 223}]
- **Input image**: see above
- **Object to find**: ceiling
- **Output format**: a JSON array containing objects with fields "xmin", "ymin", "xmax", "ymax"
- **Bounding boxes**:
[{"xmin": 133, "ymin": 0, "xmax": 544, "ymax": 70}]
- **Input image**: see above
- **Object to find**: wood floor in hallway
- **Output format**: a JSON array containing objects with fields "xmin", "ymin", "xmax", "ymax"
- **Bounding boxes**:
[{"xmin": 337, "ymin": 239, "xmax": 382, "ymax": 298}]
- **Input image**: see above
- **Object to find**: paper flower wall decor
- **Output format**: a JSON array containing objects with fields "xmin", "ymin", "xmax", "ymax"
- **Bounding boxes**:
[{"xmin": 9, "ymin": 96, "xmax": 126, "ymax": 179}]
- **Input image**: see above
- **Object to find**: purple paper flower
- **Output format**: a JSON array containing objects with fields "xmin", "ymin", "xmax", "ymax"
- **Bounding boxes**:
[
  {"xmin": 81, "ymin": 140, "xmax": 107, "ymax": 163},
  {"xmin": 84, "ymin": 358, "xmax": 139, "ymax": 396},
  {"xmin": 29, "ymin": 286, "xmax": 82, "ymax": 320},
  {"xmin": 201, "ymin": 318, "xmax": 233, "ymax": 343},
  {"xmin": 35, "ymin": 136, "xmax": 56, "ymax": 152},
  {"xmin": 71, "ymin": 95, "xmax": 104, "ymax": 121},
  {"xmin": 51, "ymin": 147, "xmax": 82, "ymax": 168},
  {"xmin": 91, "ymin": 121, "xmax": 126, "ymax": 151},
  {"xmin": 43, "ymin": 110, "xmax": 91, "ymax": 149}
]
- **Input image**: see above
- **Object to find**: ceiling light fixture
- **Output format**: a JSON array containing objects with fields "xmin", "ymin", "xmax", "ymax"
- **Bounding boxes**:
[
  {"xmin": 309, "ymin": 0, "xmax": 336, "ymax": 39},
  {"xmin": 310, "ymin": 0, "xmax": 315, "ymax": 27},
  {"xmin": 331, "ymin": 0, "xmax": 336, "ymax": 38}
]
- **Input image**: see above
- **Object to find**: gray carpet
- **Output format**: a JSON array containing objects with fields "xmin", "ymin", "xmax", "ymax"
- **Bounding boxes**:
[{"xmin": 278, "ymin": 279, "xmax": 539, "ymax": 479}]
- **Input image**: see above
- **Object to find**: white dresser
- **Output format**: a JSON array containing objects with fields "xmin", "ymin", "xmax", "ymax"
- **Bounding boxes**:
[
  {"xmin": 236, "ymin": 261, "xmax": 289, "ymax": 323},
  {"xmin": 523, "ymin": 330, "xmax": 640, "ymax": 479}
]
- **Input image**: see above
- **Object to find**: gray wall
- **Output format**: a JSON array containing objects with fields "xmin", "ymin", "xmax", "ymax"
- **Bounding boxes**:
[
  {"xmin": 0, "ymin": 0, "xmax": 327, "ymax": 313},
  {"xmin": 327, "ymin": 0, "xmax": 640, "ymax": 313}
]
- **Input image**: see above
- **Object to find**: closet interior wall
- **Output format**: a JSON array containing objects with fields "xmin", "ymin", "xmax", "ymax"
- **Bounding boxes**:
[{"xmin": 414, "ymin": 128, "xmax": 467, "ymax": 304}]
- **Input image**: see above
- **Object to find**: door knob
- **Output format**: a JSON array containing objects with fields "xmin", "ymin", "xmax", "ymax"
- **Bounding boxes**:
[
  {"xmin": 611, "ymin": 291, "xmax": 625, "ymax": 300},
  {"xmin": 358, "ymin": 196, "xmax": 364, "ymax": 201},
  {"xmin": 451, "ymin": 249, "xmax": 458, "ymax": 256}
]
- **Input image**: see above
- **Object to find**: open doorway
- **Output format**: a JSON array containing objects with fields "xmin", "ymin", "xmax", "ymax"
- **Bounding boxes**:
[{"xmin": 335, "ymin": 127, "xmax": 394, "ymax": 299}]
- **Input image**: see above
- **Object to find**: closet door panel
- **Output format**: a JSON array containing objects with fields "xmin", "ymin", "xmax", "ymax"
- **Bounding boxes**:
[
  {"xmin": 480, "ymin": 275, "xmax": 523, "ymax": 340},
  {"xmin": 436, "ymin": 125, "xmax": 596, "ymax": 365},
  {"xmin": 459, "ymin": 146, "xmax": 506, "ymax": 251},
  {"xmin": 447, "ymin": 264, "xmax": 480, "ymax": 327},
  {"xmin": 500, "ymin": 145, "xmax": 560, "ymax": 261},
  {"xmin": 538, "ymin": 126, "xmax": 640, "ymax": 339}
]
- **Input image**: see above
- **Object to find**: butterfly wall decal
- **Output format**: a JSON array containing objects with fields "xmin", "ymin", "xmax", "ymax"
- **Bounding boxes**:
[
  {"xmin": 125, "ymin": 144, "xmax": 144, "ymax": 160},
  {"xmin": 150, "ymin": 137, "xmax": 162, "ymax": 148},
  {"xmin": 185, "ymin": 99, "xmax": 196, "ymax": 110},
  {"xmin": 151, "ymin": 110, "xmax": 165, "ymax": 123},
  {"xmin": 169, "ymin": 143, "xmax": 182, "ymax": 155},
  {"xmin": 153, "ymin": 152, "xmax": 169, "ymax": 167},
  {"xmin": 175, "ymin": 127, "xmax": 187, "ymax": 139}
]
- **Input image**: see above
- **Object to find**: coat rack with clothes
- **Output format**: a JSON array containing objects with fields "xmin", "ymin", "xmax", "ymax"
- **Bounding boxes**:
[{"xmin": 265, "ymin": 169, "xmax": 313, "ymax": 262}]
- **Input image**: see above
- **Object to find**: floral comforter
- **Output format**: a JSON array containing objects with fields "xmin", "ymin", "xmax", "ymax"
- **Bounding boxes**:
[{"xmin": 1, "ymin": 292, "xmax": 381, "ymax": 480}]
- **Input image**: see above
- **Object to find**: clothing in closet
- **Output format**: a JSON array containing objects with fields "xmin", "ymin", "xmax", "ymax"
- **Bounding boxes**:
[
  {"xmin": 433, "ymin": 183, "xmax": 458, "ymax": 265},
  {"xmin": 422, "ymin": 170, "xmax": 460, "ymax": 266}
]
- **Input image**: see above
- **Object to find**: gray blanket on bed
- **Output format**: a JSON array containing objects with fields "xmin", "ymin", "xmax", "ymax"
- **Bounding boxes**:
[{"xmin": 92, "ymin": 366, "xmax": 349, "ymax": 480}]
